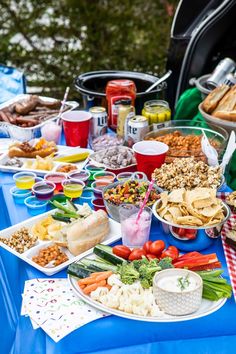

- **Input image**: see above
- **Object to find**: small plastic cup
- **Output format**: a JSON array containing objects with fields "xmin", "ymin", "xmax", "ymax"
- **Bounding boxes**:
[
  {"xmin": 85, "ymin": 164, "xmax": 105, "ymax": 181},
  {"xmin": 133, "ymin": 141, "xmax": 169, "ymax": 180},
  {"xmin": 92, "ymin": 198, "xmax": 106, "ymax": 212},
  {"xmin": 91, "ymin": 180, "xmax": 111, "ymax": 199},
  {"xmin": 93, "ymin": 171, "xmax": 116, "ymax": 185},
  {"xmin": 10, "ymin": 187, "xmax": 32, "ymax": 205},
  {"xmin": 24, "ymin": 196, "xmax": 48, "ymax": 216},
  {"xmin": 68, "ymin": 170, "xmax": 91, "ymax": 185},
  {"xmin": 62, "ymin": 179, "xmax": 85, "ymax": 199},
  {"xmin": 116, "ymin": 172, "xmax": 133, "ymax": 181},
  {"xmin": 13, "ymin": 172, "xmax": 36, "ymax": 190},
  {"xmin": 44, "ymin": 172, "xmax": 67, "ymax": 192},
  {"xmin": 35, "ymin": 177, "xmax": 44, "ymax": 183},
  {"xmin": 32, "ymin": 181, "xmax": 56, "ymax": 200},
  {"xmin": 119, "ymin": 204, "xmax": 152, "ymax": 248},
  {"xmin": 61, "ymin": 110, "xmax": 91, "ymax": 147},
  {"xmin": 74, "ymin": 188, "xmax": 94, "ymax": 207}
]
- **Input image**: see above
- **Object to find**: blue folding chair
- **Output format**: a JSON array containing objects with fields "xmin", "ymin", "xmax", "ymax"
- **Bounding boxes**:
[{"xmin": 0, "ymin": 64, "xmax": 26, "ymax": 104}]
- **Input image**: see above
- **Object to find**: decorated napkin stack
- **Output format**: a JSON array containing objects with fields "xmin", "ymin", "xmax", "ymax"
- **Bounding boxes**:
[{"xmin": 21, "ymin": 278, "xmax": 107, "ymax": 342}]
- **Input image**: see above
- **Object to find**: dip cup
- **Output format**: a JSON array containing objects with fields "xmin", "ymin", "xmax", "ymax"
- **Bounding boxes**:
[
  {"xmin": 93, "ymin": 171, "xmax": 116, "ymax": 185},
  {"xmin": 116, "ymin": 172, "xmax": 133, "ymax": 181},
  {"xmin": 92, "ymin": 198, "xmax": 106, "ymax": 212},
  {"xmin": 62, "ymin": 179, "xmax": 85, "ymax": 199},
  {"xmin": 10, "ymin": 187, "xmax": 32, "ymax": 205},
  {"xmin": 133, "ymin": 141, "xmax": 169, "ymax": 180},
  {"xmin": 32, "ymin": 181, "xmax": 56, "ymax": 200},
  {"xmin": 119, "ymin": 204, "xmax": 152, "ymax": 248},
  {"xmin": 44, "ymin": 172, "xmax": 67, "ymax": 192},
  {"xmin": 68, "ymin": 170, "xmax": 91, "ymax": 185},
  {"xmin": 24, "ymin": 196, "xmax": 48, "ymax": 216},
  {"xmin": 91, "ymin": 180, "xmax": 111, "ymax": 199},
  {"xmin": 61, "ymin": 110, "xmax": 91, "ymax": 147},
  {"xmin": 13, "ymin": 172, "xmax": 36, "ymax": 190}
]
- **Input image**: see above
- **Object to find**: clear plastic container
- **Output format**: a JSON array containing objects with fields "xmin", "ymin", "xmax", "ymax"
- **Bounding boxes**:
[
  {"xmin": 24, "ymin": 196, "xmax": 48, "ymax": 216},
  {"xmin": 10, "ymin": 187, "xmax": 32, "ymax": 205}
]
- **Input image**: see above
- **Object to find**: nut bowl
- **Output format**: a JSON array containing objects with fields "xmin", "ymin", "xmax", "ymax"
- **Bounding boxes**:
[
  {"xmin": 152, "ymin": 199, "xmax": 231, "ymax": 252},
  {"xmin": 144, "ymin": 120, "xmax": 228, "ymax": 163},
  {"xmin": 153, "ymin": 269, "xmax": 203, "ymax": 316},
  {"xmin": 103, "ymin": 180, "xmax": 163, "ymax": 222}
]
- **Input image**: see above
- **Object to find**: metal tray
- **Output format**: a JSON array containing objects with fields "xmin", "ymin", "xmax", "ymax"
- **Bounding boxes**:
[{"xmin": 0, "ymin": 94, "xmax": 79, "ymax": 140}]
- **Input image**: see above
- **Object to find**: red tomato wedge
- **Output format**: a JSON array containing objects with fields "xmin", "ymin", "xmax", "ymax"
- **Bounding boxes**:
[
  {"xmin": 112, "ymin": 245, "xmax": 131, "ymax": 260},
  {"xmin": 161, "ymin": 246, "xmax": 179, "ymax": 261}
]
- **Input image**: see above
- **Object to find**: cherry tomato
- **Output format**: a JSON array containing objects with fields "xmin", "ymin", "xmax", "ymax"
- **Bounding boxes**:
[
  {"xmin": 161, "ymin": 246, "xmax": 179, "ymax": 260},
  {"xmin": 149, "ymin": 240, "xmax": 165, "ymax": 256},
  {"xmin": 185, "ymin": 231, "xmax": 197, "ymax": 240},
  {"xmin": 113, "ymin": 245, "xmax": 131, "ymax": 259},
  {"xmin": 128, "ymin": 249, "xmax": 146, "ymax": 261},
  {"xmin": 146, "ymin": 253, "xmax": 158, "ymax": 260},
  {"xmin": 176, "ymin": 228, "xmax": 186, "ymax": 237},
  {"xmin": 143, "ymin": 241, "xmax": 153, "ymax": 254}
]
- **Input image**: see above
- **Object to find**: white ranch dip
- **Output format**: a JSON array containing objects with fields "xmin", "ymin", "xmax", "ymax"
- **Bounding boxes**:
[{"xmin": 157, "ymin": 274, "xmax": 198, "ymax": 293}]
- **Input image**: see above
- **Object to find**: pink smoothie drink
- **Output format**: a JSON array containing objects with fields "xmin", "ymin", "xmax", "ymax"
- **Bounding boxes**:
[{"xmin": 120, "ymin": 206, "xmax": 152, "ymax": 247}]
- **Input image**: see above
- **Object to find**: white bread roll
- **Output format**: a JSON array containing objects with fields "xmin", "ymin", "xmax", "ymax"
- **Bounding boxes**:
[
  {"xmin": 202, "ymin": 84, "xmax": 230, "ymax": 113},
  {"xmin": 66, "ymin": 210, "xmax": 109, "ymax": 256}
]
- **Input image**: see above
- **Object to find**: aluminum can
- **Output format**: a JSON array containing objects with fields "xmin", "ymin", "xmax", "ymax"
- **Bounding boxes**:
[
  {"xmin": 223, "ymin": 72, "xmax": 236, "ymax": 87},
  {"xmin": 89, "ymin": 107, "xmax": 107, "ymax": 138},
  {"xmin": 126, "ymin": 115, "xmax": 149, "ymax": 147},
  {"xmin": 206, "ymin": 57, "xmax": 236, "ymax": 89}
]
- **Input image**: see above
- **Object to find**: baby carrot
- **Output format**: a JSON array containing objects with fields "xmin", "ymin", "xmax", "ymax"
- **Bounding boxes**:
[
  {"xmin": 95, "ymin": 271, "xmax": 113, "ymax": 282},
  {"xmin": 78, "ymin": 277, "xmax": 96, "ymax": 285},
  {"xmin": 79, "ymin": 284, "xmax": 86, "ymax": 289},
  {"xmin": 83, "ymin": 280, "xmax": 107, "ymax": 295}
]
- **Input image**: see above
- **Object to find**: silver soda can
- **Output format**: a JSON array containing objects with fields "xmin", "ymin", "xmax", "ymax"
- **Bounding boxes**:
[
  {"xmin": 223, "ymin": 72, "xmax": 236, "ymax": 87},
  {"xmin": 206, "ymin": 57, "xmax": 236, "ymax": 89},
  {"xmin": 89, "ymin": 106, "xmax": 107, "ymax": 138},
  {"xmin": 127, "ymin": 115, "xmax": 149, "ymax": 147}
]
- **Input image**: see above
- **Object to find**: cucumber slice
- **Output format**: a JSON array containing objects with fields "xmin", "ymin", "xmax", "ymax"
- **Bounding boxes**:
[{"xmin": 94, "ymin": 244, "xmax": 127, "ymax": 265}]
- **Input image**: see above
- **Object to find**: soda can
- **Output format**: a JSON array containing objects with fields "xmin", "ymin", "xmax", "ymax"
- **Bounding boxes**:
[
  {"xmin": 223, "ymin": 72, "xmax": 236, "ymax": 87},
  {"xmin": 126, "ymin": 115, "xmax": 149, "ymax": 147},
  {"xmin": 206, "ymin": 57, "xmax": 236, "ymax": 89},
  {"xmin": 89, "ymin": 107, "xmax": 107, "ymax": 138}
]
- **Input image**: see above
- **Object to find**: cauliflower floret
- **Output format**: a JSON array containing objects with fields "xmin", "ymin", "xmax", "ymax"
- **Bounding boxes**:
[
  {"xmin": 107, "ymin": 274, "xmax": 122, "ymax": 287},
  {"xmin": 90, "ymin": 287, "xmax": 108, "ymax": 301}
]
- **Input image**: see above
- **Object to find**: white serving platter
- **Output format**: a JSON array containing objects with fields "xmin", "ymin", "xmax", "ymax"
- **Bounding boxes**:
[
  {"xmin": 0, "ymin": 146, "xmax": 93, "ymax": 176},
  {"xmin": 0, "ymin": 207, "xmax": 122, "ymax": 276},
  {"xmin": 68, "ymin": 251, "xmax": 227, "ymax": 322}
]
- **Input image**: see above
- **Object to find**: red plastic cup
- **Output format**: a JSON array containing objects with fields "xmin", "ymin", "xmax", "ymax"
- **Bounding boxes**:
[
  {"xmin": 92, "ymin": 198, "xmax": 106, "ymax": 212},
  {"xmin": 61, "ymin": 110, "xmax": 91, "ymax": 147},
  {"xmin": 133, "ymin": 141, "xmax": 169, "ymax": 180}
]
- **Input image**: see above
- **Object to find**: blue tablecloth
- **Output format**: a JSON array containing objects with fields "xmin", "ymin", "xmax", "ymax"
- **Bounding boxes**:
[{"xmin": 1, "ymin": 171, "xmax": 236, "ymax": 354}]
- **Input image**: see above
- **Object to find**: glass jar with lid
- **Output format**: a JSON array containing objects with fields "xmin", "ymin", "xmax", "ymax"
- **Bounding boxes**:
[{"xmin": 142, "ymin": 100, "xmax": 171, "ymax": 125}]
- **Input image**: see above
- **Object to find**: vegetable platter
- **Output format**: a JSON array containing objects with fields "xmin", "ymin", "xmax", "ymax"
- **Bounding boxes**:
[
  {"xmin": 0, "ymin": 145, "xmax": 93, "ymax": 176},
  {"xmin": 68, "ymin": 242, "xmax": 231, "ymax": 322},
  {"xmin": 0, "ymin": 202, "xmax": 122, "ymax": 276}
]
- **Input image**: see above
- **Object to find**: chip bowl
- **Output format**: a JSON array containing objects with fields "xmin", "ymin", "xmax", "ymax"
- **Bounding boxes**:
[
  {"xmin": 152, "ymin": 199, "xmax": 231, "ymax": 252},
  {"xmin": 103, "ymin": 181, "xmax": 163, "ymax": 222}
]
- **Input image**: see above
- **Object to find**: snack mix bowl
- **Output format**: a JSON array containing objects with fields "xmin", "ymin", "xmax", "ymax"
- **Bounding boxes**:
[
  {"xmin": 152, "ymin": 199, "xmax": 231, "ymax": 252},
  {"xmin": 153, "ymin": 269, "xmax": 203, "ymax": 316},
  {"xmin": 144, "ymin": 120, "xmax": 228, "ymax": 163},
  {"xmin": 103, "ymin": 180, "xmax": 163, "ymax": 222}
]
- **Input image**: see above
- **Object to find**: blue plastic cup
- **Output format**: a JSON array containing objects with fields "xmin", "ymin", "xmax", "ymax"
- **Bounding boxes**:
[
  {"xmin": 24, "ymin": 196, "xmax": 48, "ymax": 216},
  {"xmin": 10, "ymin": 187, "xmax": 32, "ymax": 205},
  {"xmin": 74, "ymin": 188, "xmax": 94, "ymax": 207}
]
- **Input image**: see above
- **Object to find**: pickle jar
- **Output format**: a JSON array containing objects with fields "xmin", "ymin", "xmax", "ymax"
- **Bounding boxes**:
[{"xmin": 142, "ymin": 100, "xmax": 171, "ymax": 125}]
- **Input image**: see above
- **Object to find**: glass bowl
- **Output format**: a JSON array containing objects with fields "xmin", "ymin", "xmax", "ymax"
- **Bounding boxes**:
[{"xmin": 144, "ymin": 120, "xmax": 228, "ymax": 164}]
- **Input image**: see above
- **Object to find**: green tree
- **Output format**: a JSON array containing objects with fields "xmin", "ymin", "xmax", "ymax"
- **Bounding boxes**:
[{"xmin": 0, "ymin": 0, "xmax": 178, "ymax": 98}]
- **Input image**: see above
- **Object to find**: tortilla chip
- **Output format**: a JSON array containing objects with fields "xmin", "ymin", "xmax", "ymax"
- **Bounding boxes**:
[
  {"xmin": 176, "ymin": 216, "xmax": 203, "ymax": 226},
  {"xmin": 156, "ymin": 192, "xmax": 168, "ymax": 212},
  {"xmin": 168, "ymin": 206, "xmax": 182, "ymax": 220},
  {"xmin": 193, "ymin": 198, "xmax": 214, "ymax": 209},
  {"xmin": 168, "ymin": 189, "xmax": 185, "ymax": 203}
]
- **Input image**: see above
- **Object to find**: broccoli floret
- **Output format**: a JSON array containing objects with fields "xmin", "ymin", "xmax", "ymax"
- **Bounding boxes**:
[
  {"xmin": 158, "ymin": 257, "xmax": 174, "ymax": 270},
  {"xmin": 117, "ymin": 263, "xmax": 139, "ymax": 285},
  {"xmin": 138, "ymin": 262, "xmax": 161, "ymax": 288},
  {"xmin": 140, "ymin": 278, "xmax": 150, "ymax": 289},
  {"xmin": 132, "ymin": 258, "xmax": 149, "ymax": 270}
]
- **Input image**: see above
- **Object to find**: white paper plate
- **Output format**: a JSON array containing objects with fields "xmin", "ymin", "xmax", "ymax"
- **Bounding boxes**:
[
  {"xmin": 68, "ymin": 251, "xmax": 227, "ymax": 322},
  {"xmin": 0, "ymin": 207, "xmax": 122, "ymax": 276}
]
